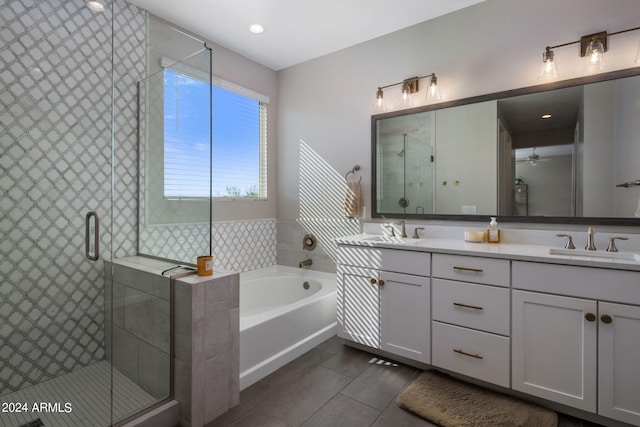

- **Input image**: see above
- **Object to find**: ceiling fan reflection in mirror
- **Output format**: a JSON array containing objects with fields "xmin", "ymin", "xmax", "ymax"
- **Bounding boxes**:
[{"xmin": 515, "ymin": 147, "xmax": 549, "ymax": 166}]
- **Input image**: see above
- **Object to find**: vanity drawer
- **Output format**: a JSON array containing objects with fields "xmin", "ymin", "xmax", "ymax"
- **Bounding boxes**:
[
  {"xmin": 432, "ymin": 279, "xmax": 510, "ymax": 335},
  {"xmin": 382, "ymin": 249, "xmax": 430, "ymax": 276},
  {"xmin": 432, "ymin": 254, "xmax": 509, "ymax": 286},
  {"xmin": 337, "ymin": 245, "xmax": 430, "ymax": 276},
  {"xmin": 338, "ymin": 246, "xmax": 381, "ymax": 269},
  {"xmin": 512, "ymin": 261, "xmax": 640, "ymax": 304},
  {"xmin": 432, "ymin": 321, "xmax": 510, "ymax": 388}
]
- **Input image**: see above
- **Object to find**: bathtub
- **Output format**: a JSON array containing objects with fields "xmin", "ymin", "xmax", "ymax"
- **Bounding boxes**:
[{"xmin": 239, "ymin": 265, "xmax": 337, "ymax": 389}]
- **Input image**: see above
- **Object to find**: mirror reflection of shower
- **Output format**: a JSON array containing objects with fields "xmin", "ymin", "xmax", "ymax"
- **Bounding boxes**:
[{"xmin": 376, "ymin": 111, "xmax": 435, "ymax": 215}]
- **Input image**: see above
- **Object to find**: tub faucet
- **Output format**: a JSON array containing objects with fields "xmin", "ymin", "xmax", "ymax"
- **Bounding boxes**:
[
  {"xmin": 299, "ymin": 259, "xmax": 313, "ymax": 269},
  {"xmin": 585, "ymin": 226, "xmax": 596, "ymax": 251}
]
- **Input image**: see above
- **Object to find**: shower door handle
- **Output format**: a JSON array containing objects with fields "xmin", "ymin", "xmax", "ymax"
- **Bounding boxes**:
[{"xmin": 85, "ymin": 211, "xmax": 100, "ymax": 261}]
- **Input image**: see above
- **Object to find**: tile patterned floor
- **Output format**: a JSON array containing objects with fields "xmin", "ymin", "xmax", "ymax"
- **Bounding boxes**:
[
  {"xmin": 0, "ymin": 361, "xmax": 158, "ymax": 427},
  {"xmin": 209, "ymin": 336, "xmax": 605, "ymax": 427}
]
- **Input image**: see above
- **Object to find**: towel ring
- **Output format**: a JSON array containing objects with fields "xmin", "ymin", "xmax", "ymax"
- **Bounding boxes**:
[{"xmin": 345, "ymin": 165, "xmax": 361, "ymax": 182}]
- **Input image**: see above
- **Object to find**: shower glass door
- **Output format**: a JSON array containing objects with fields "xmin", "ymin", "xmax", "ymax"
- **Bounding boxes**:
[{"xmin": 1, "ymin": 0, "xmax": 164, "ymax": 425}]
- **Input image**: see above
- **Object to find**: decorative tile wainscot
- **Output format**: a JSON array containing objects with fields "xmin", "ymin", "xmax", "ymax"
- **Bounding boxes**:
[{"xmin": 174, "ymin": 270, "xmax": 240, "ymax": 427}]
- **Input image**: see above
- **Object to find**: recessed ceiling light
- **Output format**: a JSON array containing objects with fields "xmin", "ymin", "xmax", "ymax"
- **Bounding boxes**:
[
  {"xmin": 541, "ymin": 114, "xmax": 552, "ymax": 119},
  {"xmin": 86, "ymin": 1, "xmax": 105, "ymax": 12},
  {"xmin": 249, "ymin": 24, "xmax": 264, "ymax": 34}
]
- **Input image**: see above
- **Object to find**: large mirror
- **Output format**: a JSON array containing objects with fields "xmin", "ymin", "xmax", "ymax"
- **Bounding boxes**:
[{"xmin": 372, "ymin": 69, "xmax": 640, "ymax": 224}]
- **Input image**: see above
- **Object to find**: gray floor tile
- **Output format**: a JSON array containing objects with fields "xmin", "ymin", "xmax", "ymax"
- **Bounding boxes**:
[
  {"xmin": 228, "ymin": 410, "xmax": 293, "ymax": 427},
  {"xmin": 558, "ymin": 413, "xmax": 605, "ymax": 427},
  {"xmin": 257, "ymin": 366, "xmax": 353, "ymax": 426},
  {"xmin": 315, "ymin": 335, "xmax": 347, "ymax": 355},
  {"xmin": 207, "ymin": 381, "xmax": 276, "ymax": 427},
  {"xmin": 321, "ymin": 346, "xmax": 378, "ymax": 378},
  {"xmin": 340, "ymin": 360, "xmax": 418, "ymax": 410},
  {"xmin": 302, "ymin": 394, "xmax": 380, "ymax": 427},
  {"xmin": 260, "ymin": 347, "xmax": 334, "ymax": 390}
]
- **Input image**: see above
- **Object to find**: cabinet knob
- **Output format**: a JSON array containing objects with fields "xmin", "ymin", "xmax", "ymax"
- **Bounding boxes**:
[
  {"xmin": 601, "ymin": 314, "xmax": 613, "ymax": 324},
  {"xmin": 370, "ymin": 278, "xmax": 377, "ymax": 284},
  {"xmin": 585, "ymin": 313, "xmax": 596, "ymax": 322},
  {"xmin": 378, "ymin": 279, "xmax": 385, "ymax": 287}
]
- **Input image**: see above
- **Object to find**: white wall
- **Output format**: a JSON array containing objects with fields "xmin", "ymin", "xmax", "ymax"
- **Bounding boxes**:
[
  {"xmin": 582, "ymin": 82, "xmax": 615, "ymax": 217},
  {"xmin": 614, "ymin": 77, "xmax": 640, "ymax": 217},
  {"xmin": 276, "ymin": 0, "xmax": 640, "ymax": 224},
  {"xmin": 434, "ymin": 101, "xmax": 497, "ymax": 215},
  {"xmin": 515, "ymin": 156, "xmax": 573, "ymax": 217}
]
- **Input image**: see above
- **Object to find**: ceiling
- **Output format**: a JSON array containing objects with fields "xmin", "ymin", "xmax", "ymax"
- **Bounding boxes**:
[
  {"xmin": 126, "ymin": 0, "xmax": 485, "ymax": 71},
  {"xmin": 498, "ymin": 86, "xmax": 583, "ymax": 135}
]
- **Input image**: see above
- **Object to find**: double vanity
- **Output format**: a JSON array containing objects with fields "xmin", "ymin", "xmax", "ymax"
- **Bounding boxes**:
[{"xmin": 336, "ymin": 227, "xmax": 640, "ymax": 426}]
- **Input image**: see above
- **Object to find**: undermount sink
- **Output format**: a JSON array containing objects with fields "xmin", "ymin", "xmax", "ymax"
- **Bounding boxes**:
[
  {"xmin": 548, "ymin": 248, "xmax": 640, "ymax": 262},
  {"xmin": 362, "ymin": 235, "xmax": 424, "ymax": 245}
]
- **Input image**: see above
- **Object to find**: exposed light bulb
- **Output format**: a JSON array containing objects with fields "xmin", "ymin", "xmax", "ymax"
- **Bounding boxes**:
[
  {"xmin": 374, "ymin": 88, "xmax": 385, "ymax": 113},
  {"xmin": 537, "ymin": 48, "xmax": 558, "ymax": 81},
  {"xmin": 400, "ymin": 82, "xmax": 413, "ymax": 108},
  {"xmin": 584, "ymin": 38, "xmax": 605, "ymax": 71},
  {"xmin": 426, "ymin": 74, "xmax": 441, "ymax": 100}
]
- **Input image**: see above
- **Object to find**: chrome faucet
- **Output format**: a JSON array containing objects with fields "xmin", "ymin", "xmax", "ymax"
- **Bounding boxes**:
[
  {"xmin": 413, "ymin": 227, "xmax": 425, "ymax": 239},
  {"xmin": 585, "ymin": 226, "xmax": 596, "ymax": 251},
  {"xmin": 298, "ymin": 259, "xmax": 313, "ymax": 268},
  {"xmin": 398, "ymin": 220, "xmax": 407, "ymax": 238}
]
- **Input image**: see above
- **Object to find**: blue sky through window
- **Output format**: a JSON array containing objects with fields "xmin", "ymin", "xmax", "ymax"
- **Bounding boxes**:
[{"xmin": 164, "ymin": 69, "xmax": 261, "ymax": 198}]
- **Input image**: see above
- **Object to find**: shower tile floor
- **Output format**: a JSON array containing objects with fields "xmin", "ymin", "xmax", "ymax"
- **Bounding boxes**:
[
  {"xmin": 209, "ymin": 336, "xmax": 605, "ymax": 427},
  {"xmin": 0, "ymin": 361, "xmax": 157, "ymax": 427}
]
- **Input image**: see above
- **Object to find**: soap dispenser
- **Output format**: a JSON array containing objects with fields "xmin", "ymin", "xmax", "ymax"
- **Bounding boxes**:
[{"xmin": 487, "ymin": 217, "xmax": 501, "ymax": 243}]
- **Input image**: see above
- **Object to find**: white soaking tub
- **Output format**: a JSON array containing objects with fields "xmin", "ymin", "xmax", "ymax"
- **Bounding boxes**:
[{"xmin": 239, "ymin": 265, "xmax": 337, "ymax": 389}]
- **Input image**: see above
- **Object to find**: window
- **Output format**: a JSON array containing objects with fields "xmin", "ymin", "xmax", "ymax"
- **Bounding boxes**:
[{"xmin": 163, "ymin": 68, "xmax": 267, "ymax": 199}]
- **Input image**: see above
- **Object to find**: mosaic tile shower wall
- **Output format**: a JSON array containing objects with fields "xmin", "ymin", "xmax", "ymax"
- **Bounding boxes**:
[{"xmin": 0, "ymin": 0, "xmax": 144, "ymax": 395}]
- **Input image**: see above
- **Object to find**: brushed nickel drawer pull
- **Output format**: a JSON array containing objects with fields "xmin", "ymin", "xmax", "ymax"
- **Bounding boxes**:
[
  {"xmin": 453, "ymin": 348, "xmax": 483, "ymax": 359},
  {"xmin": 453, "ymin": 266, "xmax": 484, "ymax": 273},
  {"xmin": 453, "ymin": 302, "xmax": 483, "ymax": 310}
]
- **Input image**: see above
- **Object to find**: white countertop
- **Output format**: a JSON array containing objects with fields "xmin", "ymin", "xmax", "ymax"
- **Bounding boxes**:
[{"xmin": 336, "ymin": 234, "xmax": 640, "ymax": 272}]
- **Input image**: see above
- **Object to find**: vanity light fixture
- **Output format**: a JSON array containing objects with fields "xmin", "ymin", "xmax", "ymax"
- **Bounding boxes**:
[
  {"xmin": 374, "ymin": 73, "xmax": 441, "ymax": 112},
  {"xmin": 537, "ymin": 25, "xmax": 640, "ymax": 80},
  {"xmin": 582, "ymin": 33, "xmax": 606, "ymax": 71}
]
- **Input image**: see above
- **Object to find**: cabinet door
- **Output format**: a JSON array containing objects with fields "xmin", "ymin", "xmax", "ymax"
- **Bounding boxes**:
[
  {"xmin": 599, "ymin": 302, "xmax": 640, "ymax": 425},
  {"xmin": 512, "ymin": 290, "xmax": 597, "ymax": 412},
  {"xmin": 380, "ymin": 272, "xmax": 430, "ymax": 363},
  {"xmin": 337, "ymin": 266, "xmax": 380, "ymax": 348}
]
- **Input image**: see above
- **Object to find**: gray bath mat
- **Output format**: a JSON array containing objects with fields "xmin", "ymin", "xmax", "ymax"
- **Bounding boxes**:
[{"xmin": 397, "ymin": 370, "xmax": 557, "ymax": 427}]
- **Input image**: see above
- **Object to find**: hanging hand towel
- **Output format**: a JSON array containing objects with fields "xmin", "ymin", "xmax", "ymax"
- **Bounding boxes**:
[{"xmin": 345, "ymin": 180, "xmax": 361, "ymax": 218}]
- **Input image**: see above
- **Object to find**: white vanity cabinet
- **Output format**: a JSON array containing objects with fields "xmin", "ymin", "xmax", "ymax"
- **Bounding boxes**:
[
  {"xmin": 431, "ymin": 254, "xmax": 511, "ymax": 387},
  {"xmin": 512, "ymin": 261, "xmax": 640, "ymax": 425},
  {"xmin": 512, "ymin": 290, "xmax": 597, "ymax": 412},
  {"xmin": 598, "ymin": 302, "xmax": 640, "ymax": 425},
  {"xmin": 337, "ymin": 245, "xmax": 431, "ymax": 363}
]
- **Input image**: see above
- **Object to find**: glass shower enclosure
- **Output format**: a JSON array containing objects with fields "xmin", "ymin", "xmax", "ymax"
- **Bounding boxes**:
[{"xmin": 1, "ymin": 1, "xmax": 212, "ymax": 425}]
